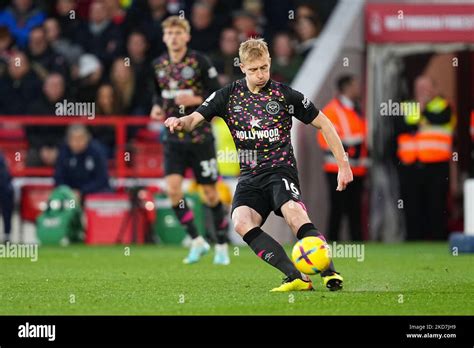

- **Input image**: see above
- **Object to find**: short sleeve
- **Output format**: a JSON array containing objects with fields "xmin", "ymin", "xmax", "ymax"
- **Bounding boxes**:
[
  {"xmin": 195, "ymin": 52, "xmax": 221, "ymax": 96},
  {"xmin": 281, "ymin": 85, "xmax": 319, "ymax": 124},
  {"xmin": 195, "ymin": 83, "xmax": 232, "ymax": 122}
]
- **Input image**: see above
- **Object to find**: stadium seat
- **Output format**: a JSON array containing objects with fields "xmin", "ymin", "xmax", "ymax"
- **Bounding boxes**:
[
  {"xmin": 20, "ymin": 184, "xmax": 54, "ymax": 222},
  {"xmin": 131, "ymin": 141, "xmax": 164, "ymax": 177},
  {"xmin": 0, "ymin": 141, "xmax": 28, "ymax": 174},
  {"xmin": 84, "ymin": 192, "xmax": 148, "ymax": 245},
  {"xmin": 0, "ymin": 128, "xmax": 25, "ymax": 142}
]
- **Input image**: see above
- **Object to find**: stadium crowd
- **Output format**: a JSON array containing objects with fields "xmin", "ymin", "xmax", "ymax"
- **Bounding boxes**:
[{"xmin": 0, "ymin": 0, "xmax": 333, "ymax": 165}]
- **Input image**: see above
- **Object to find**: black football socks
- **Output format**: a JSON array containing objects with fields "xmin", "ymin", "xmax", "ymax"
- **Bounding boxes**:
[
  {"xmin": 208, "ymin": 201, "xmax": 229, "ymax": 244},
  {"xmin": 172, "ymin": 199, "xmax": 199, "ymax": 239},
  {"xmin": 243, "ymin": 227, "xmax": 301, "ymax": 281},
  {"xmin": 296, "ymin": 222, "xmax": 337, "ymax": 277}
]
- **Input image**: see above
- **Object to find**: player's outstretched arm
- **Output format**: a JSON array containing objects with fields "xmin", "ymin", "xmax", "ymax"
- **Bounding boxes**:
[
  {"xmin": 164, "ymin": 112, "xmax": 206, "ymax": 133},
  {"xmin": 311, "ymin": 111, "xmax": 353, "ymax": 191}
]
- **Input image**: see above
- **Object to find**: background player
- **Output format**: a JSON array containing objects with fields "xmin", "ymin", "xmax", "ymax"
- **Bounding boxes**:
[
  {"xmin": 150, "ymin": 16, "xmax": 230, "ymax": 265},
  {"xmin": 165, "ymin": 38, "xmax": 353, "ymax": 291}
]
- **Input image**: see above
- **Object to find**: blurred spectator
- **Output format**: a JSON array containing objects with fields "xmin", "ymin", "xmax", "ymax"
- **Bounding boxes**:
[
  {"xmin": 72, "ymin": 53, "xmax": 103, "ymax": 102},
  {"xmin": 110, "ymin": 57, "xmax": 133, "ymax": 110},
  {"xmin": 93, "ymin": 83, "xmax": 121, "ymax": 157},
  {"xmin": 26, "ymin": 73, "xmax": 67, "ymax": 167},
  {"xmin": 261, "ymin": 0, "xmax": 292, "ymax": 38},
  {"xmin": 318, "ymin": 75, "xmax": 367, "ymax": 241},
  {"xmin": 55, "ymin": 0, "xmax": 83, "ymax": 42},
  {"xmin": 125, "ymin": 30, "xmax": 153, "ymax": 114},
  {"xmin": 0, "ymin": 151, "xmax": 13, "ymax": 243},
  {"xmin": 211, "ymin": 27, "xmax": 241, "ymax": 86},
  {"xmin": 232, "ymin": 10, "xmax": 260, "ymax": 41},
  {"xmin": 396, "ymin": 76, "xmax": 453, "ymax": 240},
  {"xmin": 43, "ymin": 17, "xmax": 83, "ymax": 67},
  {"xmin": 75, "ymin": 0, "xmax": 95, "ymax": 19},
  {"xmin": 294, "ymin": 15, "xmax": 320, "ymax": 58},
  {"xmin": 27, "ymin": 26, "xmax": 69, "ymax": 80},
  {"xmin": 75, "ymin": 0, "xmax": 123, "ymax": 73},
  {"xmin": 0, "ymin": 25, "xmax": 14, "ymax": 77},
  {"xmin": 110, "ymin": 57, "xmax": 147, "ymax": 114},
  {"xmin": 270, "ymin": 32, "xmax": 302, "ymax": 84},
  {"xmin": 0, "ymin": 51, "xmax": 41, "ymax": 114},
  {"xmin": 0, "ymin": 0, "xmax": 46, "ymax": 49},
  {"xmin": 303, "ymin": 1, "xmax": 339, "ymax": 25},
  {"xmin": 296, "ymin": 3, "xmax": 317, "ymax": 20},
  {"xmin": 189, "ymin": 1, "xmax": 219, "ymax": 52},
  {"xmin": 184, "ymin": 0, "xmax": 242, "ymax": 29},
  {"xmin": 104, "ymin": 0, "xmax": 126, "ymax": 25},
  {"xmin": 125, "ymin": 0, "xmax": 170, "ymax": 58},
  {"xmin": 54, "ymin": 124, "xmax": 111, "ymax": 198},
  {"xmin": 96, "ymin": 83, "xmax": 121, "ymax": 115},
  {"xmin": 242, "ymin": 0, "xmax": 266, "ymax": 34}
]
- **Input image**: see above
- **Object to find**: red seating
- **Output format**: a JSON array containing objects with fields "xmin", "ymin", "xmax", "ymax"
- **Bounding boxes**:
[
  {"xmin": 0, "ymin": 128, "xmax": 25, "ymax": 142},
  {"xmin": 0, "ymin": 141, "xmax": 28, "ymax": 175},
  {"xmin": 84, "ymin": 193, "xmax": 147, "ymax": 245},
  {"xmin": 131, "ymin": 142, "xmax": 164, "ymax": 177},
  {"xmin": 20, "ymin": 184, "xmax": 54, "ymax": 223},
  {"xmin": 0, "ymin": 116, "xmax": 166, "ymax": 178}
]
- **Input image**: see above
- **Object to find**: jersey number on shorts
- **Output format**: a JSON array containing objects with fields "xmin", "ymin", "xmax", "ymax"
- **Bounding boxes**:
[
  {"xmin": 200, "ymin": 159, "xmax": 218, "ymax": 180},
  {"xmin": 282, "ymin": 178, "xmax": 300, "ymax": 195}
]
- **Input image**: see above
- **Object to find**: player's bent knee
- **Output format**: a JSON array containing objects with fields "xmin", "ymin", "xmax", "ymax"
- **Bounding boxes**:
[
  {"xmin": 232, "ymin": 206, "xmax": 262, "ymax": 236},
  {"xmin": 233, "ymin": 218, "xmax": 250, "ymax": 236},
  {"xmin": 232, "ymin": 215, "xmax": 257, "ymax": 236},
  {"xmin": 282, "ymin": 200, "xmax": 310, "ymax": 231}
]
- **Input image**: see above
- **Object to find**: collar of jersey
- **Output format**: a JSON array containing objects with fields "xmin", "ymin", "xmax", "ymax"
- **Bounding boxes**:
[
  {"xmin": 166, "ymin": 49, "xmax": 190, "ymax": 64},
  {"xmin": 243, "ymin": 78, "xmax": 272, "ymax": 94}
]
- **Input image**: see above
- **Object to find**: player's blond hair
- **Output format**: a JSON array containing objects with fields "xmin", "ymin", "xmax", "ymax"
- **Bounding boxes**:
[
  {"xmin": 161, "ymin": 16, "xmax": 191, "ymax": 34},
  {"xmin": 239, "ymin": 38, "xmax": 270, "ymax": 64}
]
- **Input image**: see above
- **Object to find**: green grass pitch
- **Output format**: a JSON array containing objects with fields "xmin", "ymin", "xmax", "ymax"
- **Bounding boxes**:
[{"xmin": 0, "ymin": 242, "xmax": 473, "ymax": 315}]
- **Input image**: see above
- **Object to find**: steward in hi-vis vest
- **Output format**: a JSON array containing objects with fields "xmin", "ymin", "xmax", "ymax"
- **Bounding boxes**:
[
  {"xmin": 397, "ymin": 96, "xmax": 453, "ymax": 165},
  {"xmin": 396, "ymin": 76, "xmax": 454, "ymax": 241},
  {"xmin": 318, "ymin": 75, "xmax": 366, "ymax": 241}
]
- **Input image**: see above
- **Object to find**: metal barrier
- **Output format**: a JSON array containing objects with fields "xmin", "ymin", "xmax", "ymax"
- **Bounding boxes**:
[{"xmin": 0, "ymin": 116, "xmax": 162, "ymax": 178}]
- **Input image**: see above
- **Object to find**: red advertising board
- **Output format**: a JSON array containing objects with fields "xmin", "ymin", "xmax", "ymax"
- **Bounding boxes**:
[
  {"xmin": 366, "ymin": 3, "xmax": 474, "ymax": 43},
  {"xmin": 85, "ymin": 193, "xmax": 146, "ymax": 244}
]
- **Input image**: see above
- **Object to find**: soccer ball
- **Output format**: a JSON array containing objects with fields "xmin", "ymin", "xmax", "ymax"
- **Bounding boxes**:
[{"xmin": 292, "ymin": 236, "xmax": 331, "ymax": 275}]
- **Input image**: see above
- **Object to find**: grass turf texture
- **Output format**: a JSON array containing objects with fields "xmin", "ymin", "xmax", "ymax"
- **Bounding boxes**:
[{"xmin": 0, "ymin": 242, "xmax": 472, "ymax": 315}]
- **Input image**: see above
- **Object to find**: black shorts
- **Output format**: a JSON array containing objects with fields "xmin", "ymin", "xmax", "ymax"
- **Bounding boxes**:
[
  {"xmin": 231, "ymin": 166, "xmax": 305, "ymax": 225},
  {"xmin": 164, "ymin": 140, "xmax": 219, "ymax": 184}
]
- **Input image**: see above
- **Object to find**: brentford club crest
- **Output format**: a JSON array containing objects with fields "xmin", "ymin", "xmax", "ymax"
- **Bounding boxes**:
[
  {"xmin": 181, "ymin": 66, "xmax": 195, "ymax": 79},
  {"xmin": 266, "ymin": 101, "xmax": 280, "ymax": 115}
]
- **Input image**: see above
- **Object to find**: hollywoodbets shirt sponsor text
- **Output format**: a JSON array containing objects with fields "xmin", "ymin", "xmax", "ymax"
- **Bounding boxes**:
[{"xmin": 196, "ymin": 79, "xmax": 319, "ymax": 177}]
